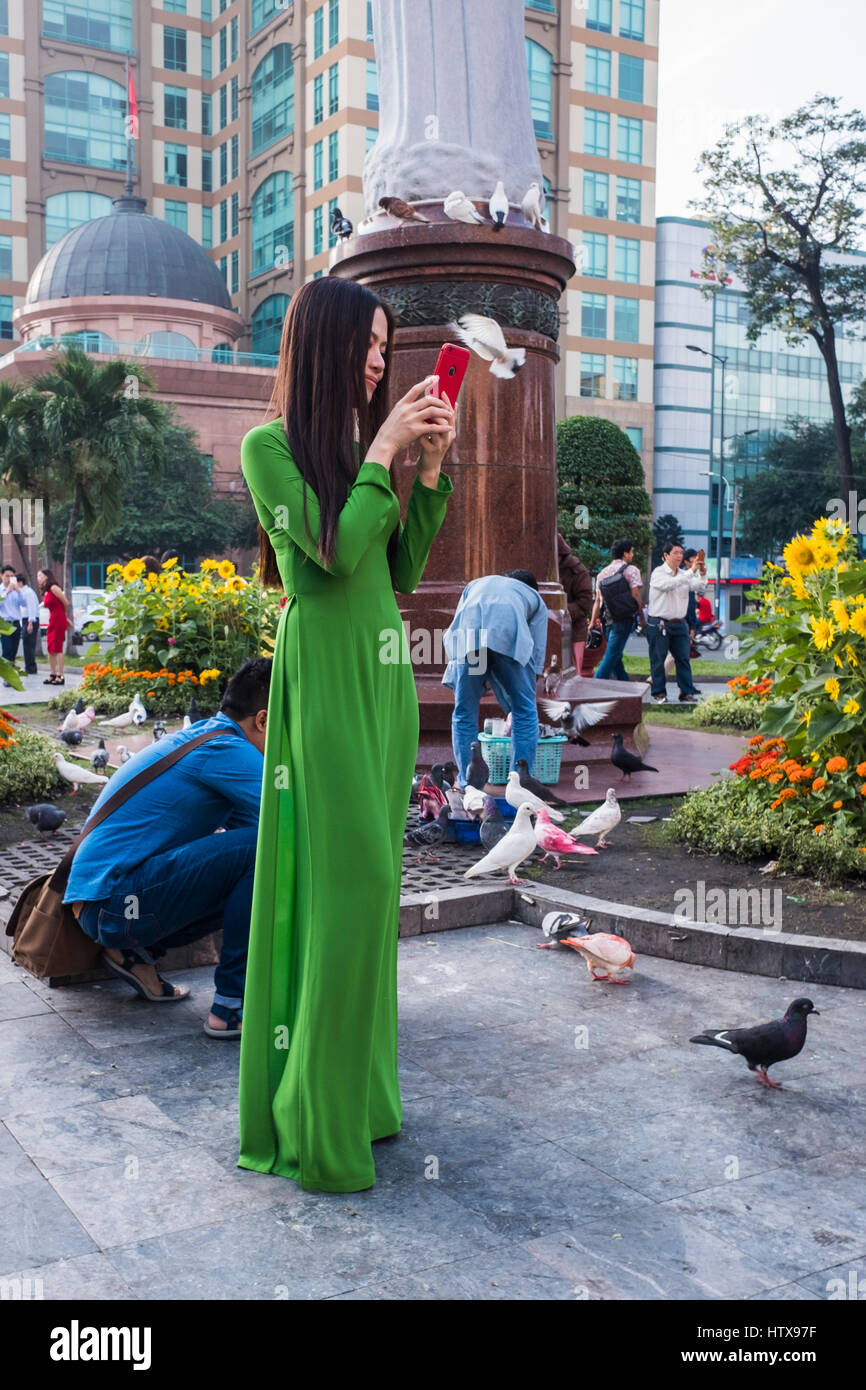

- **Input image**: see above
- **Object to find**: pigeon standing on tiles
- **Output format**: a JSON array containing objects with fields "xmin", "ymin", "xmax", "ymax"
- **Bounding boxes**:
[
  {"xmin": 569, "ymin": 788, "xmax": 621, "ymax": 848},
  {"xmin": 24, "ymin": 803, "xmax": 67, "ymax": 840},
  {"xmin": 443, "ymin": 190, "xmax": 485, "ymax": 224},
  {"xmin": 448, "ymin": 313, "xmax": 526, "ymax": 379},
  {"xmin": 488, "ymin": 180, "xmax": 509, "ymax": 229},
  {"xmin": 505, "ymin": 770, "xmax": 564, "ymax": 823},
  {"xmin": 540, "ymin": 698, "xmax": 616, "ymax": 748},
  {"xmin": 117, "ymin": 744, "xmax": 131, "ymax": 763},
  {"xmin": 538, "ymin": 916, "xmax": 635, "ymax": 983},
  {"xmin": 152, "ymin": 721, "xmax": 166, "ymax": 741},
  {"xmin": 611, "ymin": 732, "xmax": 658, "ymax": 780},
  {"xmin": 379, "ymin": 196, "xmax": 430, "ymax": 223},
  {"xmin": 463, "ymin": 801, "xmax": 537, "ymax": 885},
  {"xmin": 690, "ymin": 998, "xmax": 819, "ymax": 1089},
  {"xmin": 91, "ymin": 738, "xmax": 109, "ymax": 773}
]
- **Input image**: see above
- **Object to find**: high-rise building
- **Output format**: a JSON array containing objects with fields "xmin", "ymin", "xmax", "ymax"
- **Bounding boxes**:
[{"xmin": 0, "ymin": 0, "xmax": 659, "ymax": 476}]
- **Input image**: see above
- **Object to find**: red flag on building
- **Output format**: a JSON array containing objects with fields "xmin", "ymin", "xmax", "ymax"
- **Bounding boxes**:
[{"xmin": 127, "ymin": 62, "xmax": 140, "ymax": 140}]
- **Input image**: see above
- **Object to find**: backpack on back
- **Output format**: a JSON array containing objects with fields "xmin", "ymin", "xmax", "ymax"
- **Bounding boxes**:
[{"xmin": 598, "ymin": 563, "xmax": 638, "ymax": 622}]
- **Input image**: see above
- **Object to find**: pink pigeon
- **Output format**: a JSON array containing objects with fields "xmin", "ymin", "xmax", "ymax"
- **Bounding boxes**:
[{"xmin": 533, "ymin": 805, "xmax": 598, "ymax": 869}]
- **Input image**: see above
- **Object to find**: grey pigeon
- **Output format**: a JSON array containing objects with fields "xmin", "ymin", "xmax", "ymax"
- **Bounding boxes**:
[
  {"xmin": 73, "ymin": 696, "xmax": 85, "ymax": 715},
  {"xmin": 330, "ymin": 205, "xmax": 353, "ymax": 240},
  {"xmin": 611, "ymin": 732, "xmax": 657, "ymax": 780},
  {"xmin": 152, "ymin": 721, "xmax": 166, "ymax": 741},
  {"xmin": 404, "ymin": 805, "xmax": 451, "ymax": 860},
  {"xmin": 25, "ymin": 803, "xmax": 67, "ymax": 838},
  {"xmin": 466, "ymin": 742, "xmax": 490, "ymax": 791},
  {"xmin": 515, "ymin": 759, "xmax": 570, "ymax": 809},
  {"xmin": 690, "ymin": 998, "xmax": 819, "ymax": 1089},
  {"xmin": 430, "ymin": 762, "xmax": 454, "ymax": 791},
  {"xmin": 186, "ymin": 694, "xmax": 203, "ymax": 725},
  {"xmin": 479, "ymin": 796, "xmax": 508, "ymax": 852},
  {"xmin": 91, "ymin": 737, "xmax": 109, "ymax": 772},
  {"xmin": 59, "ymin": 728, "xmax": 83, "ymax": 747}
]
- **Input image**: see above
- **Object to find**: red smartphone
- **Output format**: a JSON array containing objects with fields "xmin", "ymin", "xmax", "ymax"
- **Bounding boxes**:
[{"xmin": 425, "ymin": 343, "xmax": 470, "ymax": 421}]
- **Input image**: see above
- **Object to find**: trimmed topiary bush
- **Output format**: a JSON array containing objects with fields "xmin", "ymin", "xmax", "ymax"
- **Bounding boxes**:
[
  {"xmin": 0, "ymin": 726, "xmax": 64, "ymax": 804},
  {"xmin": 557, "ymin": 415, "xmax": 653, "ymax": 573}
]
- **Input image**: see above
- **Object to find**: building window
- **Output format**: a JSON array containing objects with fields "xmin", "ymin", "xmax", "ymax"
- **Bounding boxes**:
[
  {"xmin": 164, "ymin": 85, "xmax": 188, "ymax": 130},
  {"xmin": 313, "ymin": 269, "xmax": 323, "ymax": 279},
  {"xmin": 231, "ymin": 132, "xmax": 238, "ymax": 180},
  {"xmin": 366, "ymin": 59, "xmax": 378, "ymax": 111},
  {"xmin": 613, "ymin": 356, "xmax": 638, "ymax": 400},
  {"xmin": 251, "ymin": 45, "xmax": 294, "ymax": 154},
  {"xmin": 616, "ymin": 176, "xmax": 641, "ymax": 223},
  {"xmin": 231, "ymin": 76, "xmax": 238, "ymax": 121},
  {"xmin": 165, "ymin": 141, "xmax": 188, "ymax": 187},
  {"xmin": 219, "ymin": 141, "xmax": 227, "ymax": 186},
  {"xmin": 619, "ymin": 54, "xmax": 644, "ymax": 104},
  {"xmin": 220, "ymin": 254, "xmax": 227, "ymax": 283},
  {"xmin": 201, "ymin": 93, "xmax": 211, "ymax": 135},
  {"xmin": 620, "ymin": 0, "xmax": 645, "ymax": 41},
  {"xmin": 585, "ymin": 47, "xmax": 611, "ymax": 96},
  {"xmin": 202, "ymin": 204, "xmax": 212, "ymax": 247},
  {"xmin": 0, "ymin": 234, "xmax": 11, "ymax": 278},
  {"xmin": 328, "ymin": 195, "xmax": 338, "ymax": 248},
  {"xmin": 583, "ymin": 171, "xmax": 609, "ymax": 219},
  {"xmin": 44, "ymin": 71, "xmax": 126, "ymax": 170},
  {"xmin": 219, "ymin": 83, "xmax": 227, "ymax": 129},
  {"xmin": 231, "ymin": 248, "xmax": 239, "ymax": 294},
  {"xmin": 0, "ymin": 0, "xmax": 7, "ymax": 36},
  {"xmin": 251, "ymin": 170, "xmax": 294, "ymax": 276},
  {"xmin": 42, "ymin": 0, "xmax": 133, "ymax": 52},
  {"xmin": 583, "ymin": 232, "xmax": 607, "ymax": 278},
  {"xmin": 0, "ymin": 173, "xmax": 10, "ymax": 220},
  {"xmin": 365, "ymin": 126, "xmax": 377, "ymax": 153},
  {"xmin": 230, "ymin": 15, "xmax": 238, "ymax": 62},
  {"xmin": 202, "ymin": 150, "xmax": 212, "ymax": 192},
  {"xmin": 251, "ymin": 0, "xmax": 280, "ymax": 33},
  {"xmin": 581, "ymin": 292, "xmax": 607, "ymax": 339},
  {"xmin": 231, "ymin": 191, "xmax": 239, "ymax": 237},
  {"xmin": 201, "ymin": 35, "xmax": 212, "ymax": 79},
  {"xmin": 366, "ymin": 0, "xmax": 374, "ymax": 40},
  {"xmin": 625, "ymin": 426, "xmax": 643, "ymax": 452},
  {"xmin": 201, "ymin": 0, "xmax": 211, "ymax": 16},
  {"xmin": 251, "ymin": 294, "xmax": 290, "ymax": 358},
  {"xmin": 328, "ymin": 62, "xmax": 339, "ymax": 115},
  {"xmin": 164, "ymin": 26, "xmax": 187, "ymax": 72},
  {"xmin": 0, "ymin": 293, "xmax": 12, "ymax": 338},
  {"xmin": 617, "ymin": 115, "xmax": 643, "ymax": 164},
  {"xmin": 328, "ymin": 0, "xmax": 338, "ymax": 47},
  {"xmin": 137, "ymin": 330, "xmax": 197, "ymax": 360},
  {"xmin": 212, "ymin": 341, "xmax": 233, "ymax": 362},
  {"xmin": 313, "ymin": 73, "xmax": 323, "ymax": 124},
  {"xmin": 614, "ymin": 295, "xmax": 639, "ymax": 342},
  {"xmin": 580, "ymin": 353, "xmax": 605, "ymax": 397},
  {"xmin": 219, "ymin": 23, "xmax": 227, "ymax": 72},
  {"xmin": 0, "ymin": 113, "xmax": 9, "ymax": 159},
  {"xmin": 614, "ymin": 235, "xmax": 640, "ymax": 283},
  {"xmin": 313, "ymin": 140, "xmax": 323, "ymax": 189},
  {"xmin": 586, "ymin": 0, "xmax": 611, "ymax": 32},
  {"xmin": 0, "ymin": 52, "xmax": 7, "ymax": 100},
  {"xmin": 313, "ymin": 203, "xmax": 323, "ymax": 255},
  {"xmin": 164, "ymin": 198, "xmax": 188, "ymax": 231},
  {"xmin": 584, "ymin": 108, "xmax": 609, "ymax": 157},
  {"xmin": 313, "ymin": 5, "xmax": 323, "ymax": 58},
  {"xmin": 220, "ymin": 198, "xmax": 227, "ymax": 243},
  {"xmin": 328, "ymin": 129, "xmax": 338, "ymax": 182},
  {"xmin": 525, "ymin": 39, "xmax": 553, "ymax": 138},
  {"xmin": 163, "ymin": 0, "xmax": 186, "ymax": 10},
  {"xmin": 45, "ymin": 191, "xmax": 112, "ymax": 248}
]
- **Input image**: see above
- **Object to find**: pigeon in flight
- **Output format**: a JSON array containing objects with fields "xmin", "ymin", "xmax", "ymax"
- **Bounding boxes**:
[
  {"xmin": 611, "ymin": 732, "xmax": 658, "ymax": 780},
  {"xmin": 488, "ymin": 180, "xmax": 509, "ymax": 229},
  {"xmin": 379, "ymin": 196, "xmax": 430, "ymax": 223},
  {"xmin": 690, "ymin": 998, "xmax": 819, "ymax": 1089},
  {"xmin": 569, "ymin": 787, "xmax": 621, "ymax": 848},
  {"xmin": 24, "ymin": 803, "xmax": 67, "ymax": 839},
  {"xmin": 53, "ymin": 752, "xmax": 108, "ymax": 794},
  {"xmin": 540, "ymin": 698, "xmax": 616, "ymax": 748},
  {"xmin": 448, "ymin": 313, "xmax": 526, "ymax": 379},
  {"xmin": 91, "ymin": 737, "xmax": 109, "ymax": 772},
  {"xmin": 464, "ymin": 801, "xmax": 537, "ymax": 884},
  {"xmin": 466, "ymin": 741, "xmax": 490, "ymax": 791},
  {"xmin": 443, "ymin": 190, "xmax": 485, "ymax": 224},
  {"xmin": 330, "ymin": 206, "xmax": 354, "ymax": 240},
  {"xmin": 532, "ymin": 805, "xmax": 598, "ymax": 869},
  {"xmin": 505, "ymin": 770, "xmax": 564, "ymax": 823}
]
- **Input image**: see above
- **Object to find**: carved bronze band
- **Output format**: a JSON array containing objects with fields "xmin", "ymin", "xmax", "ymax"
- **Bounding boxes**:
[{"xmin": 367, "ymin": 280, "xmax": 562, "ymax": 341}]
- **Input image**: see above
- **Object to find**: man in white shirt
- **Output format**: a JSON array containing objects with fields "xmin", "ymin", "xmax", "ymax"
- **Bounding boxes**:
[
  {"xmin": 16, "ymin": 573, "xmax": 41, "ymax": 675},
  {"xmin": 646, "ymin": 542, "xmax": 707, "ymax": 704},
  {"xmin": 0, "ymin": 564, "xmax": 23, "ymax": 685}
]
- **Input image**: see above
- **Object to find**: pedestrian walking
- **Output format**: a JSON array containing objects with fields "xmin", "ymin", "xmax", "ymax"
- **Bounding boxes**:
[
  {"xmin": 588, "ymin": 539, "xmax": 645, "ymax": 681},
  {"xmin": 37, "ymin": 568, "xmax": 71, "ymax": 685},
  {"xmin": 557, "ymin": 532, "xmax": 593, "ymax": 676}
]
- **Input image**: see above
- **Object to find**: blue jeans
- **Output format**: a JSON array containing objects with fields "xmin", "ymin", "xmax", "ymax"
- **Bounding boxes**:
[
  {"xmin": 77, "ymin": 824, "xmax": 258, "ymax": 1014},
  {"xmin": 594, "ymin": 619, "xmax": 634, "ymax": 681},
  {"xmin": 647, "ymin": 617, "xmax": 697, "ymax": 697},
  {"xmin": 452, "ymin": 648, "xmax": 539, "ymax": 781}
]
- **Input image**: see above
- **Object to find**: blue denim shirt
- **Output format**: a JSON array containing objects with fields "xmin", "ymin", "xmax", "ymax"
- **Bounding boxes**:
[
  {"xmin": 441, "ymin": 575, "xmax": 549, "ymax": 689},
  {"xmin": 63, "ymin": 712, "xmax": 263, "ymax": 904}
]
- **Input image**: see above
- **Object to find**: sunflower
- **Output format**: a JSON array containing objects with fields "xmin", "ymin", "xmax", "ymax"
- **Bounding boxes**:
[
  {"xmin": 783, "ymin": 534, "xmax": 819, "ymax": 576},
  {"xmin": 812, "ymin": 516, "xmax": 848, "ymax": 543},
  {"xmin": 843, "ymin": 698, "xmax": 860, "ymax": 716},
  {"xmin": 825, "ymin": 677, "xmax": 840, "ymax": 701},
  {"xmin": 122, "ymin": 558, "xmax": 145, "ymax": 582},
  {"xmin": 812, "ymin": 540, "xmax": 839, "ymax": 570},
  {"xmin": 161, "ymin": 557, "xmax": 179, "ymax": 570},
  {"xmin": 217, "ymin": 560, "xmax": 236, "ymax": 579},
  {"xmin": 829, "ymin": 599, "xmax": 850, "ymax": 632},
  {"xmin": 845, "ymin": 643, "xmax": 859, "ymax": 667},
  {"xmin": 810, "ymin": 616, "xmax": 836, "ymax": 651},
  {"xmin": 850, "ymin": 607, "xmax": 866, "ymax": 639}
]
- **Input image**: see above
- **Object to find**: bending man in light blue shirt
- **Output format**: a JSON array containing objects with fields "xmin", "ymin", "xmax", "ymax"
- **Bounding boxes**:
[
  {"xmin": 442, "ymin": 570, "xmax": 548, "ymax": 784},
  {"xmin": 64, "ymin": 658, "xmax": 270, "ymax": 1038}
]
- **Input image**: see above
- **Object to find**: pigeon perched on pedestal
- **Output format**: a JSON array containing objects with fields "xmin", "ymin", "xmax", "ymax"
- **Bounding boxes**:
[
  {"xmin": 690, "ymin": 998, "xmax": 819, "ymax": 1089},
  {"xmin": 521, "ymin": 182, "xmax": 547, "ymax": 231},
  {"xmin": 611, "ymin": 732, "xmax": 658, "ymax": 780},
  {"xmin": 379, "ymin": 196, "xmax": 430, "ymax": 223},
  {"xmin": 330, "ymin": 206, "xmax": 354, "ymax": 240},
  {"xmin": 488, "ymin": 180, "xmax": 509, "ymax": 229},
  {"xmin": 443, "ymin": 191, "xmax": 485, "ymax": 225}
]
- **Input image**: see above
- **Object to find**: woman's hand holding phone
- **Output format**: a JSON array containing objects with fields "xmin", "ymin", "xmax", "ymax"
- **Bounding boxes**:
[{"xmin": 367, "ymin": 376, "xmax": 454, "ymax": 470}]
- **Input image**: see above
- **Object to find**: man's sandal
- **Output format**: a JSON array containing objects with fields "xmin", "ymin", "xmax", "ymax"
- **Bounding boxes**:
[
  {"xmin": 203, "ymin": 1008, "xmax": 242, "ymax": 1040},
  {"xmin": 103, "ymin": 948, "xmax": 190, "ymax": 1002}
]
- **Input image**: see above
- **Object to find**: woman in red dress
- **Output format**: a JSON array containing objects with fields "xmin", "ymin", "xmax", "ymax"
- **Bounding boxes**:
[{"xmin": 38, "ymin": 568, "xmax": 71, "ymax": 685}]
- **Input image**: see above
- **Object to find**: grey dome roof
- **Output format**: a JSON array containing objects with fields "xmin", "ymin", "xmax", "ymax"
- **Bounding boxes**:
[{"xmin": 26, "ymin": 196, "xmax": 232, "ymax": 310}]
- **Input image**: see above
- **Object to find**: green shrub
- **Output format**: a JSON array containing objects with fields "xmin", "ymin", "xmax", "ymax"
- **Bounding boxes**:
[
  {"xmin": 557, "ymin": 415, "xmax": 653, "ymax": 573},
  {"xmin": 0, "ymin": 727, "xmax": 64, "ymax": 804},
  {"xmin": 692, "ymin": 694, "xmax": 764, "ymax": 730}
]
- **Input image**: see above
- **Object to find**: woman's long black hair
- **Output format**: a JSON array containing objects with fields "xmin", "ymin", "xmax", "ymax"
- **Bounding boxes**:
[{"xmin": 257, "ymin": 278, "xmax": 398, "ymax": 588}]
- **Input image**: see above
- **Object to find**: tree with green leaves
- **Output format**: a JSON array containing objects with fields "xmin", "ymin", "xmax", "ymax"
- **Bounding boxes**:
[
  {"xmin": 557, "ymin": 415, "xmax": 653, "ymax": 574},
  {"xmin": 652, "ymin": 513, "xmax": 685, "ymax": 567},
  {"xmin": 0, "ymin": 379, "xmax": 69, "ymax": 582},
  {"xmin": 693, "ymin": 94, "xmax": 866, "ymax": 499}
]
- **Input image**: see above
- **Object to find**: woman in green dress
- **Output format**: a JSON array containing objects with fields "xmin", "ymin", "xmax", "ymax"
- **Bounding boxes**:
[{"xmin": 238, "ymin": 277, "xmax": 456, "ymax": 1192}]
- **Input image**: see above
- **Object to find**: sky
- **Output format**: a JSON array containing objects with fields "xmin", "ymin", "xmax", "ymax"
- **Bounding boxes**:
[{"xmin": 656, "ymin": 0, "xmax": 866, "ymax": 220}]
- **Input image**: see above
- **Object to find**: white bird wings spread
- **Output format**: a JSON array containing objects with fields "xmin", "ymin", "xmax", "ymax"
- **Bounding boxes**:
[
  {"xmin": 539, "ymin": 698, "xmax": 615, "ymax": 731},
  {"xmin": 451, "ymin": 313, "xmax": 508, "ymax": 361}
]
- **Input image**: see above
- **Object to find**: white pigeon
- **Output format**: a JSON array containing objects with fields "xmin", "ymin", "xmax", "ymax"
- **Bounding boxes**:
[
  {"xmin": 61, "ymin": 704, "xmax": 96, "ymax": 732},
  {"xmin": 521, "ymin": 181, "xmax": 544, "ymax": 230},
  {"xmin": 569, "ymin": 788, "xmax": 621, "ymax": 849},
  {"xmin": 100, "ymin": 692, "xmax": 146, "ymax": 728},
  {"xmin": 117, "ymin": 744, "xmax": 132, "ymax": 763},
  {"xmin": 448, "ymin": 313, "xmax": 526, "ymax": 379},
  {"xmin": 505, "ymin": 770, "xmax": 564, "ymax": 823},
  {"xmin": 182, "ymin": 714, "xmax": 191, "ymax": 730},
  {"xmin": 462, "ymin": 784, "xmax": 486, "ymax": 818},
  {"xmin": 99, "ymin": 708, "xmax": 136, "ymax": 728},
  {"xmin": 443, "ymin": 190, "xmax": 485, "ymax": 225},
  {"xmin": 463, "ymin": 802, "xmax": 537, "ymax": 884},
  {"xmin": 539, "ymin": 698, "xmax": 616, "ymax": 743},
  {"xmin": 54, "ymin": 752, "xmax": 108, "ymax": 793},
  {"xmin": 488, "ymin": 180, "xmax": 509, "ymax": 229}
]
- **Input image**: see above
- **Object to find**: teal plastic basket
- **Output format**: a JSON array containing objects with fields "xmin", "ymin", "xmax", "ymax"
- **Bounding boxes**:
[{"xmin": 478, "ymin": 733, "xmax": 567, "ymax": 786}]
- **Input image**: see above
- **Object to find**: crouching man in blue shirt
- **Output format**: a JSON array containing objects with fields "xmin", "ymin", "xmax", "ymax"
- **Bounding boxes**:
[{"xmin": 63, "ymin": 658, "xmax": 270, "ymax": 1039}]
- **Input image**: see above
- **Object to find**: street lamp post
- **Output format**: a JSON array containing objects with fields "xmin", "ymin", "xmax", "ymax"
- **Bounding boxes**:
[{"xmin": 688, "ymin": 344, "xmax": 728, "ymax": 620}]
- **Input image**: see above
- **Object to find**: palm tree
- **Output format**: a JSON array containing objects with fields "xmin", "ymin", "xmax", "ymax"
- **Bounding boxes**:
[{"xmin": 0, "ymin": 379, "xmax": 71, "ymax": 579}]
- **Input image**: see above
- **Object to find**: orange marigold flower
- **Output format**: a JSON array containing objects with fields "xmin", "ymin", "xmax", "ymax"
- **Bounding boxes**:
[
  {"xmin": 812, "ymin": 777, "xmax": 826, "ymax": 791},
  {"xmin": 768, "ymin": 773, "xmax": 784, "ymax": 784},
  {"xmin": 826, "ymin": 757, "xmax": 848, "ymax": 774},
  {"xmin": 748, "ymin": 735, "xmax": 764, "ymax": 746},
  {"xmin": 777, "ymin": 787, "xmax": 797, "ymax": 802},
  {"xmin": 814, "ymin": 825, "xmax": 824, "ymax": 834},
  {"xmin": 833, "ymin": 800, "xmax": 843, "ymax": 809},
  {"xmin": 856, "ymin": 761, "xmax": 866, "ymax": 777}
]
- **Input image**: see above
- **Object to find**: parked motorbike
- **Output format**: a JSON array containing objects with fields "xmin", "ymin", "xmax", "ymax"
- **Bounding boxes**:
[{"xmin": 693, "ymin": 619, "xmax": 723, "ymax": 651}]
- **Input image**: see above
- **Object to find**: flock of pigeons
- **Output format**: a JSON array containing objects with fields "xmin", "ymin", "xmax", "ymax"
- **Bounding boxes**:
[{"xmin": 330, "ymin": 180, "xmax": 550, "ymax": 245}]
